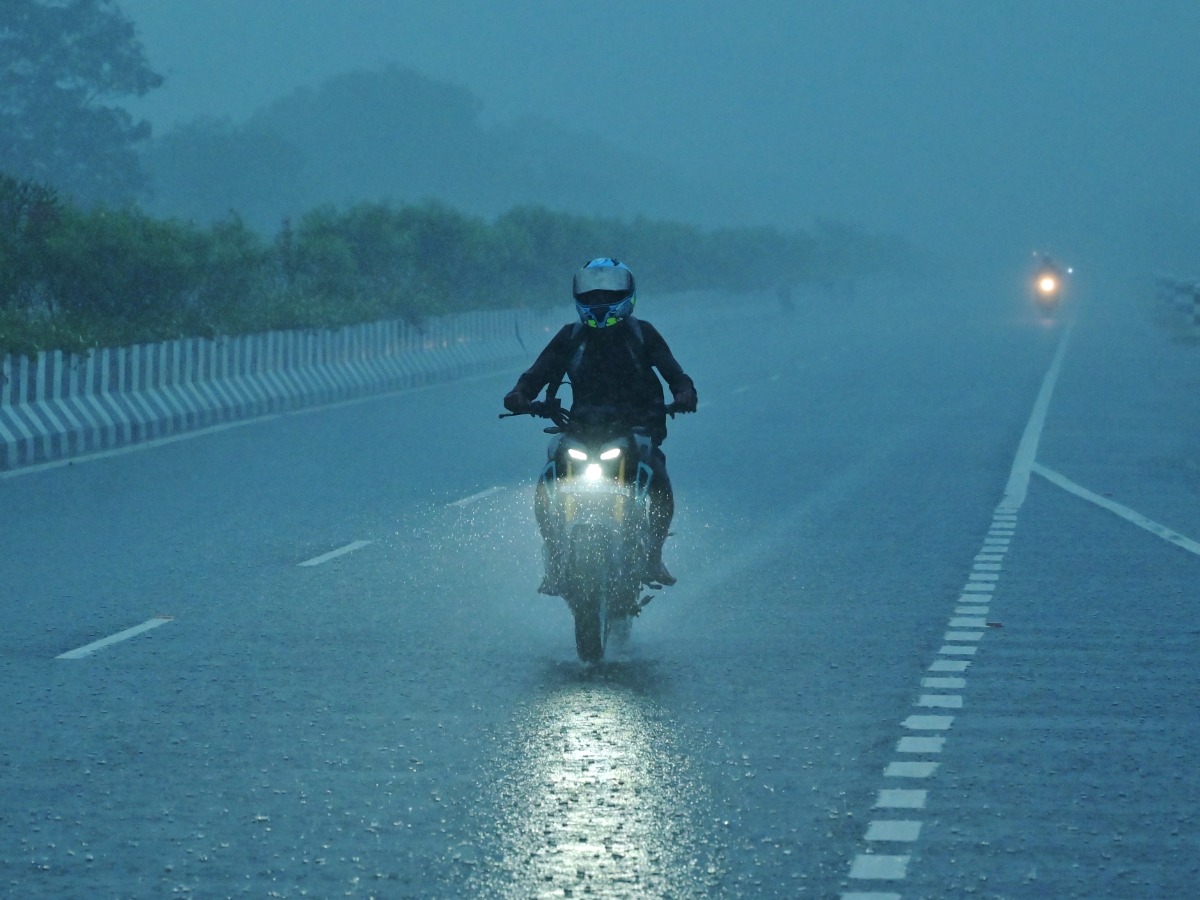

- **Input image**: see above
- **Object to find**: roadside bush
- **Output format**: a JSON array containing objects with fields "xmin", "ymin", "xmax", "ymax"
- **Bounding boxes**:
[
  {"xmin": 0, "ymin": 173, "xmax": 916, "ymax": 357},
  {"xmin": 0, "ymin": 174, "xmax": 61, "ymax": 311},
  {"xmin": 44, "ymin": 206, "xmax": 205, "ymax": 325}
]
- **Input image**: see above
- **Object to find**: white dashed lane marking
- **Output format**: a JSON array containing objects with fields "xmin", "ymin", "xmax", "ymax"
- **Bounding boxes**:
[
  {"xmin": 901, "ymin": 715, "xmax": 954, "ymax": 730},
  {"xmin": 866, "ymin": 821, "xmax": 923, "ymax": 842},
  {"xmin": 449, "ymin": 485, "xmax": 506, "ymax": 507},
  {"xmin": 884, "ymin": 762, "xmax": 939, "ymax": 778},
  {"xmin": 842, "ymin": 324, "xmax": 1075, "ymax": 898},
  {"xmin": 897, "ymin": 736, "xmax": 945, "ymax": 753},
  {"xmin": 937, "ymin": 644, "xmax": 977, "ymax": 656},
  {"xmin": 849, "ymin": 854, "xmax": 910, "ymax": 880},
  {"xmin": 922, "ymin": 677, "xmax": 966, "ymax": 689},
  {"xmin": 875, "ymin": 790, "xmax": 927, "ymax": 810},
  {"xmin": 297, "ymin": 540, "xmax": 373, "ymax": 567},
  {"xmin": 917, "ymin": 694, "xmax": 963, "ymax": 709},
  {"xmin": 57, "ymin": 616, "xmax": 173, "ymax": 659}
]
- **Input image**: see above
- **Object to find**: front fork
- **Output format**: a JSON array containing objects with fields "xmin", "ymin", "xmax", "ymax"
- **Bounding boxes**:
[{"xmin": 535, "ymin": 460, "xmax": 653, "ymax": 589}]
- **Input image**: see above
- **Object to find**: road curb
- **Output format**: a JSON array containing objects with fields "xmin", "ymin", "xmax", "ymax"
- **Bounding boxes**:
[{"xmin": 0, "ymin": 308, "xmax": 559, "ymax": 472}]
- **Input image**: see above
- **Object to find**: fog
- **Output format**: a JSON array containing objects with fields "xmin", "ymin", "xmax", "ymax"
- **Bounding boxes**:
[
  {"xmin": 119, "ymin": 0, "xmax": 1200, "ymax": 279},
  {"xmin": 7, "ymin": 5, "xmax": 1200, "ymax": 895}
]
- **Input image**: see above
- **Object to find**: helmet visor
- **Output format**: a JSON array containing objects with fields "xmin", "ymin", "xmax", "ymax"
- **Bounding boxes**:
[{"xmin": 573, "ymin": 266, "xmax": 633, "ymax": 298}]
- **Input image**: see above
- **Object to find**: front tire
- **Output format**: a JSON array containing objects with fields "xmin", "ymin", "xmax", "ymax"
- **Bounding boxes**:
[
  {"xmin": 573, "ymin": 597, "xmax": 606, "ymax": 663},
  {"xmin": 567, "ymin": 525, "xmax": 614, "ymax": 663}
]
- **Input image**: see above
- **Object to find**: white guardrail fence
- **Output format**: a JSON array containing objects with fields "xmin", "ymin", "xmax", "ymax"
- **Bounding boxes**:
[
  {"xmin": 0, "ymin": 307, "xmax": 560, "ymax": 473},
  {"xmin": 1154, "ymin": 275, "xmax": 1200, "ymax": 340}
]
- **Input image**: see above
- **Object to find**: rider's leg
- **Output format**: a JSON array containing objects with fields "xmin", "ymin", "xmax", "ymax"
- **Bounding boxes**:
[
  {"xmin": 646, "ymin": 448, "xmax": 677, "ymax": 585},
  {"xmin": 534, "ymin": 479, "xmax": 566, "ymax": 595}
]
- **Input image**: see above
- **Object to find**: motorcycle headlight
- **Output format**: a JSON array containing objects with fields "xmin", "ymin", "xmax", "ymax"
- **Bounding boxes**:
[
  {"xmin": 567, "ymin": 448, "xmax": 588, "ymax": 461},
  {"xmin": 600, "ymin": 448, "xmax": 621, "ymax": 461},
  {"xmin": 1038, "ymin": 275, "xmax": 1058, "ymax": 294},
  {"xmin": 584, "ymin": 463, "xmax": 603, "ymax": 481}
]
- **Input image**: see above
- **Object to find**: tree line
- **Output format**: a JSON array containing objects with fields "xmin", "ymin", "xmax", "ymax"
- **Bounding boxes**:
[
  {"xmin": 0, "ymin": 2, "xmax": 916, "ymax": 358},
  {"xmin": 0, "ymin": 173, "xmax": 911, "ymax": 357}
]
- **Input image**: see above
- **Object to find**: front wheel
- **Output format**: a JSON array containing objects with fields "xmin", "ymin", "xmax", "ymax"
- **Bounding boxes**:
[
  {"xmin": 572, "ymin": 588, "xmax": 640, "ymax": 662},
  {"xmin": 573, "ymin": 598, "xmax": 606, "ymax": 663},
  {"xmin": 566, "ymin": 524, "xmax": 617, "ymax": 663},
  {"xmin": 565, "ymin": 523, "xmax": 647, "ymax": 663}
]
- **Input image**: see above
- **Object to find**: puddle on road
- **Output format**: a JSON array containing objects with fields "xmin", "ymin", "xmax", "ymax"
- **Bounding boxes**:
[{"xmin": 468, "ymin": 661, "xmax": 721, "ymax": 898}]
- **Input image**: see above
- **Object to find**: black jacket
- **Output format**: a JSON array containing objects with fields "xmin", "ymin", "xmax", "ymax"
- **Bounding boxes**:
[{"xmin": 511, "ymin": 317, "xmax": 694, "ymax": 441}]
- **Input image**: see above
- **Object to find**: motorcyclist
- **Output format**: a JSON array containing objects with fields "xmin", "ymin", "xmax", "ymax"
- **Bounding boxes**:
[
  {"xmin": 1033, "ymin": 253, "xmax": 1069, "ymax": 303},
  {"xmin": 503, "ymin": 258, "xmax": 697, "ymax": 594},
  {"xmin": 1037, "ymin": 254, "xmax": 1062, "ymax": 279}
]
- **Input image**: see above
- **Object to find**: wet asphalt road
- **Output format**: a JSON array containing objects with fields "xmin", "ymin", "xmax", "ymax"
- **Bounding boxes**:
[{"xmin": 1, "ymin": 278, "xmax": 1196, "ymax": 898}]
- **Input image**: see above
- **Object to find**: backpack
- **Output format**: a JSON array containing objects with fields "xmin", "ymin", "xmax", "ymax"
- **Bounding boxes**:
[{"xmin": 547, "ymin": 317, "xmax": 647, "ymax": 404}]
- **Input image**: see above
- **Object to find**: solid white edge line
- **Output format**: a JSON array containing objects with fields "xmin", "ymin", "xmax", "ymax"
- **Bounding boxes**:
[
  {"xmin": 57, "ymin": 616, "xmax": 172, "ymax": 659},
  {"xmin": 298, "ymin": 539, "xmax": 374, "ymax": 567},
  {"xmin": 1033, "ymin": 463, "xmax": 1200, "ymax": 557},
  {"xmin": 1000, "ymin": 320, "xmax": 1074, "ymax": 511}
]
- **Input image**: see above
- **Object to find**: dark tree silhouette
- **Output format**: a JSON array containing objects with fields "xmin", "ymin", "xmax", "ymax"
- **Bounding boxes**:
[{"xmin": 0, "ymin": 0, "xmax": 162, "ymax": 205}]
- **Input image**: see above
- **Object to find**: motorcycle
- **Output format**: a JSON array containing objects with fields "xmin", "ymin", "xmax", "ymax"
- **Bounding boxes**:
[
  {"xmin": 502, "ymin": 397, "xmax": 681, "ymax": 663},
  {"xmin": 1034, "ymin": 268, "xmax": 1062, "ymax": 312},
  {"xmin": 1030, "ymin": 255, "xmax": 1072, "ymax": 316}
]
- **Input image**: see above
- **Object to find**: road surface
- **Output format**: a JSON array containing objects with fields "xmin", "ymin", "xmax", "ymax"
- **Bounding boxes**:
[{"xmin": 1, "ymin": 278, "xmax": 1195, "ymax": 898}]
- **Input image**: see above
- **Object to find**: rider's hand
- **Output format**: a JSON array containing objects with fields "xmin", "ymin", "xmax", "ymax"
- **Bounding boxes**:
[
  {"xmin": 503, "ymin": 389, "xmax": 532, "ymax": 414},
  {"xmin": 673, "ymin": 386, "xmax": 698, "ymax": 413}
]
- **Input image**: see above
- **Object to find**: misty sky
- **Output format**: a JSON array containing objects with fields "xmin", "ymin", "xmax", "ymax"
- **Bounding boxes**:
[{"xmin": 118, "ymin": 0, "xmax": 1200, "ymax": 274}]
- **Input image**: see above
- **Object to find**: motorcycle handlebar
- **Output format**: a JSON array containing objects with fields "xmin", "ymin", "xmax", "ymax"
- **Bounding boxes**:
[
  {"xmin": 498, "ymin": 399, "xmax": 684, "ymax": 423},
  {"xmin": 497, "ymin": 397, "xmax": 569, "ymax": 425}
]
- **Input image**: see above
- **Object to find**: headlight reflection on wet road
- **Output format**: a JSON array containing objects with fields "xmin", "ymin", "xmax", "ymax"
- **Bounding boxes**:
[{"xmin": 478, "ymin": 668, "xmax": 718, "ymax": 899}]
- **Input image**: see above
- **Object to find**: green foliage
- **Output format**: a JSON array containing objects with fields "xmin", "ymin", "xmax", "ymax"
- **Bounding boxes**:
[
  {"xmin": 0, "ymin": 173, "xmax": 279, "ymax": 351},
  {"xmin": 0, "ymin": 173, "xmax": 916, "ymax": 357},
  {"xmin": 45, "ymin": 206, "xmax": 203, "ymax": 323},
  {"xmin": 0, "ymin": 173, "xmax": 60, "ymax": 305},
  {"xmin": 0, "ymin": 0, "xmax": 162, "ymax": 205}
]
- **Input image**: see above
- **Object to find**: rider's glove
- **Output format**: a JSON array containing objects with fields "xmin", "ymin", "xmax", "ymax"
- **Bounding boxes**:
[
  {"xmin": 673, "ymin": 386, "xmax": 698, "ymax": 413},
  {"xmin": 503, "ymin": 389, "xmax": 532, "ymax": 414}
]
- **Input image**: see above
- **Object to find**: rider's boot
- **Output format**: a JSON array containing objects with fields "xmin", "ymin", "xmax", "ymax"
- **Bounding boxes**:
[
  {"xmin": 642, "ymin": 508, "xmax": 677, "ymax": 585},
  {"xmin": 644, "ymin": 469, "xmax": 676, "ymax": 587},
  {"xmin": 644, "ymin": 541, "xmax": 677, "ymax": 587},
  {"xmin": 647, "ymin": 559, "xmax": 676, "ymax": 587}
]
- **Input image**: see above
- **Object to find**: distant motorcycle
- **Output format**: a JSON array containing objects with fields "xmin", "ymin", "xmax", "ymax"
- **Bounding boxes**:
[
  {"xmin": 1034, "ymin": 268, "xmax": 1062, "ymax": 312},
  {"xmin": 502, "ymin": 398, "xmax": 681, "ymax": 662},
  {"xmin": 1031, "ymin": 255, "xmax": 1072, "ymax": 316}
]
